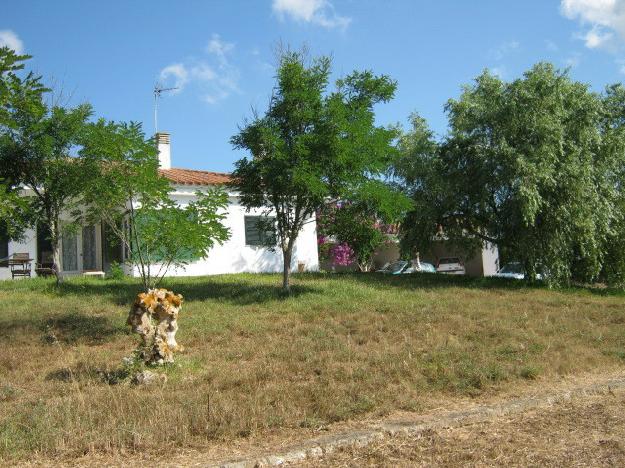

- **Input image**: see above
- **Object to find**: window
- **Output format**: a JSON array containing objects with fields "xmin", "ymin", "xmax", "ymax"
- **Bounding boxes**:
[
  {"xmin": 61, "ymin": 228, "xmax": 78, "ymax": 271},
  {"xmin": 244, "ymin": 216, "xmax": 276, "ymax": 246}
]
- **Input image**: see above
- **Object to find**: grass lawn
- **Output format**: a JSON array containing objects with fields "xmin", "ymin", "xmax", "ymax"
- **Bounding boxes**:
[{"xmin": 1, "ymin": 272, "xmax": 624, "ymax": 462}]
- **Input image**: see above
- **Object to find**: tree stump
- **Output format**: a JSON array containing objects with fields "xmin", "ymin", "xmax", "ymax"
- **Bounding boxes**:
[{"xmin": 127, "ymin": 288, "xmax": 184, "ymax": 365}]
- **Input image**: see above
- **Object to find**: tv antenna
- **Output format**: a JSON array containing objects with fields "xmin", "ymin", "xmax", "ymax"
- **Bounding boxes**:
[{"xmin": 153, "ymin": 83, "xmax": 178, "ymax": 133}]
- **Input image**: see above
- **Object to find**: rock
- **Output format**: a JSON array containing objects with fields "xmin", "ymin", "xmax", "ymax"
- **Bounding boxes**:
[
  {"xmin": 132, "ymin": 370, "xmax": 167, "ymax": 386},
  {"xmin": 127, "ymin": 288, "xmax": 184, "ymax": 365},
  {"xmin": 121, "ymin": 356, "xmax": 136, "ymax": 367}
]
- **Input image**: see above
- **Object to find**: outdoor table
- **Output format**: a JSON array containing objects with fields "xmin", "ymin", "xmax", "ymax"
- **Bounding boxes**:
[{"xmin": 8, "ymin": 257, "xmax": 33, "ymax": 279}]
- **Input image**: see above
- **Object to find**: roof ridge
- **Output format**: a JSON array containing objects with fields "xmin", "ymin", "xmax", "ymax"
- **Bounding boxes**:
[
  {"xmin": 158, "ymin": 167, "xmax": 232, "ymax": 186},
  {"xmin": 165, "ymin": 167, "xmax": 232, "ymax": 176}
]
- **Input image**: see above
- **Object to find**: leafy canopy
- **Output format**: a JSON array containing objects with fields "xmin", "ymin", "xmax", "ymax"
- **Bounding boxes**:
[
  {"xmin": 0, "ymin": 47, "xmax": 50, "ymax": 240},
  {"xmin": 231, "ymin": 50, "xmax": 410, "ymax": 290},
  {"xmin": 398, "ymin": 63, "xmax": 625, "ymax": 285},
  {"xmin": 0, "ymin": 46, "xmax": 92, "ymax": 280},
  {"xmin": 80, "ymin": 120, "xmax": 230, "ymax": 290}
]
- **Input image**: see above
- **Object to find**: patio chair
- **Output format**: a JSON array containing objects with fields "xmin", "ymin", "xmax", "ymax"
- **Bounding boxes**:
[
  {"xmin": 35, "ymin": 251, "xmax": 55, "ymax": 277},
  {"xmin": 9, "ymin": 252, "xmax": 32, "ymax": 279}
]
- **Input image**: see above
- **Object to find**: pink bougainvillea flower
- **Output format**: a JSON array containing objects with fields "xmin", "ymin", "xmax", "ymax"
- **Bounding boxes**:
[{"xmin": 330, "ymin": 242, "xmax": 355, "ymax": 266}]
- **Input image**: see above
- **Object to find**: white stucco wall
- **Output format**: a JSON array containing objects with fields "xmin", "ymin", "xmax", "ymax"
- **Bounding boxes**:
[
  {"xmin": 1, "ymin": 184, "xmax": 320, "ymax": 280},
  {"xmin": 481, "ymin": 242, "xmax": 500, "ymax": 276},
  {"xmin": 128, "ymin": 185, "xmax": 320, "ymax": 278}
]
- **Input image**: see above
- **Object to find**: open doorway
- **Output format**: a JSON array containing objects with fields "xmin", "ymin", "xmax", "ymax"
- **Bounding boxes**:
[
  {"xmin": 101, "ymin": 223, "xmax": 123, "ymax": 273},
  {"xmin": 36, "ymin": 223, "xmax": 53, "ymax": 270}
]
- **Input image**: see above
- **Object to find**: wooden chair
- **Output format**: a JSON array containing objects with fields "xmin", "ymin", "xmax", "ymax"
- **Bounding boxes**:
[
  {"xmin": 9, "ymin": 253, "xmax": 32, "ymax": 279},
  {"xmin": 35, "ymin": 251, "xmax": 55, "ymax": 277}
]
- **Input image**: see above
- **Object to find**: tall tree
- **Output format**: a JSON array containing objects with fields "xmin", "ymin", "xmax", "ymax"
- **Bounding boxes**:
[
  {"xmin": 392, "ymin": 113, "xmax": 445, "ymax": 259},
  {"xmin": 0, "ymin": 62, "xmax": 92, "ymax": 283},
  {"xmin": 80, "ymin": 120, "xmax": 231, "ymax": 291},
  {"xmin": 0, "ymin": 47, "xmax": 49, "ymax": 240},
  {"xmin": 598, "ymin": 84, "xmax": 625, "ymax": 286},
  {"xmin": 399, "ymin": 64, "xmax": 620, "ymax": 286},
  {"xmin": 231, "ymin": 50, "xmax": 409, "ymax": 292}
]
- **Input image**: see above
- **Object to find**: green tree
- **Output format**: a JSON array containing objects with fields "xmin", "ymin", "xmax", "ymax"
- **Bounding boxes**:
[
  {"xmin": 399, "ymin": 64, "xmax": 619, "ymax": 286},
  {"xmin": 599, "ymin": 84, "xmax": 625, "ymax": 286},
  {"xmin": 0, "ymin": 71, "xmax": 92, "ymax": 283},
  {"xmin": 231, "ymin": 50, "xmax": 409, "ymax": 292},
  {"xmin": 392, "ymin": 113, "xmax": 445, "ymax": 260},
  {"xmin": 0, "ymin": 47, "xmax": 49, "ymax": 241},
  {"xmin": 80, "ymin": 120, "xmax": 231, "ymax": 291},
  {"xmin": 0, "ymin": 47, "xmax": 48, "ymax": 129}
]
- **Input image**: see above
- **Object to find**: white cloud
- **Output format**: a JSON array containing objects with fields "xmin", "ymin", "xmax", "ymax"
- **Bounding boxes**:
[
  {"xmin": 561, "ymin": 0, "xmax": 625, "ymax": 49},
  {"xmin": 203, "ymin": 34, "xmax": 239, "ymax": 103},
  {"xmin": 206, "ymin": 34, "xmax": 234, "ymax": 61},
  {"xmin": 158, "ymin": 33, "xmax": 240, "ymax": 105},
  {"xmin": 489, "ymin": 40, "xmax": 520, "ymax": 60},
  {"xmin": 564, "ymin": 53, "xmax": 582, "ymax": 67},
  {"xmin": 272, "ymin": 0, "xmax": 351, "ymax": 30},
  {"xmin": 0, "ymin": 30, "xmax": 24, "ymax": 54},
  {"xmin": 582, "ymin": 26, "xmax": 613, "ymax": 48},
  {"xmin": 190, "ymin": 63, "xmax": 216, "ymax": 81},
  {"xmin": 490, "ymin": 66, "xmax": 507, "ymax": 79},
  {"xmin": 545, "ymin": 39, "xmax": 560, "ymax": 52},
  {"xmin": 159, "ymin": 63, "xmax": 189, "ymax": 93}
]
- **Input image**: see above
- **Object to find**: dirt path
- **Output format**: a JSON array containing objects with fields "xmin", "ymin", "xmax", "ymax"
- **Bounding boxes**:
[
  {"xmin": 297, "ymin": 386, "xmax": 625, "ymax": 467},
  {"xmin": 19, "ymin": 372, "xmax": 625, "ymax": 467}
]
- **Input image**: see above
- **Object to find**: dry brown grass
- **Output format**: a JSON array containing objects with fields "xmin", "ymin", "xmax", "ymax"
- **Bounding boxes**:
[
  {"xmin": 300, "ymin": 389, "xmax": 625, "ymax": 467},
  {"xmin": 1, "ymin": 272, "xmax": 624, "ymax": 463}
]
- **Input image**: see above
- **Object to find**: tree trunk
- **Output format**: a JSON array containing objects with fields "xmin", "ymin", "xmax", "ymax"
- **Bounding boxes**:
[
  {"xmin": 282, "ymin": 247, "xmax": 292, "ymax": 293},
  {"xmin": 524, "ymin": 258, "xmax": 537, "ymax": 283},
  {"xmin": 50, "ymin": 218, "xmax": 64, "ymax": 286}
]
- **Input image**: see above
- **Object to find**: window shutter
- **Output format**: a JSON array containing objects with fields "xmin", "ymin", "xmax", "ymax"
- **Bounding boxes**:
[{"xmin": 244, "ymin": 216, "xmax": 276, "ymax": 246}]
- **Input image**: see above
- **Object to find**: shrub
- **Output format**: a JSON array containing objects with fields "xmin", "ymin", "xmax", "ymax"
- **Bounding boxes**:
[{"xmin": 106, "ymin": 261, "xmax": 125, "ymax": 280}]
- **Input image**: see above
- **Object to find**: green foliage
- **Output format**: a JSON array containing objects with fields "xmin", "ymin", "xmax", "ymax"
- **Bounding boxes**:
[
  {"xmin": 231, "ymin": 49, "xmax": 409, "ymax": 290},
  {"xmin": 398, "ymin": 63, "xmax": 625, "ymax": 286},
  {"xmin": 318, "ymin": 200, "xmax": 404, "ymax": 271},
  {"xmin": 0, "ymin": 47, "xmax": 50, "ymax": 241},
  {"xmin": 393, "ymin": 113, "xmax": 452, "ymax": 258},
  {"xmin": 0, "ymin": 47, "xmax": 49, "ymax": 130},
  {"xmin": 80, "ymin": 120, "xmax": 230, "ymax": 290},
  {"xmin": 0, "ymin": 47, "xmax": 92, "ymax": 281},
  {"xmin": 106, "ymin": 261, "xmax": 125, "ymax": 280},
  {"xmin": 519, "ymin": 365, "xmax": 540, "ymax": 380},
  {"xmin": 598, "ymin": 83, "xmax": 625, "ymax": 286},
  {"xmin": 329, "ymin": 205, "xmax": 385, "ymax": 271}
]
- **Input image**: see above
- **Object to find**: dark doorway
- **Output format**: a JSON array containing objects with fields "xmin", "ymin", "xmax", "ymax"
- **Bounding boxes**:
[
  {"xmin": 37, "ymin": 223, "xmax": 53, "ymax": 268},
  {"xmin": 101, "ymin": 224, "xmax": 123, "ymax": 272},
  {"xmin": 82, "ymin": 225, "xmax": 97, "ymax": 270}
]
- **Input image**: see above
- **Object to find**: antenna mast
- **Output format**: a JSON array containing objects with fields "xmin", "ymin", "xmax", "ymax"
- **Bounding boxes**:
[{"xmin": 153, "ymin": 83, "xmax": 178, "ymax": 133}]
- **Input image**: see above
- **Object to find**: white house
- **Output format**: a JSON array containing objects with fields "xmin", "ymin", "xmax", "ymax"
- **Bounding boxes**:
[{"xmin": 0, "ymin": 132, "xmax": 320, "ymax": 280}]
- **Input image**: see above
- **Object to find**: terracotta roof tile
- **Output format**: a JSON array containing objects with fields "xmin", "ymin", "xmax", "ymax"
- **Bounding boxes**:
[{"xmin": 159, "ymin": 167, "xmax": 232, "ymax": 186}]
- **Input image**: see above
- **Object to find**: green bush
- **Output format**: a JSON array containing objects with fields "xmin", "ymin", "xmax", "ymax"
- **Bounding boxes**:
[{"xmin": 106, "ymin": 262, "xmax": 125, "ymax": 280}]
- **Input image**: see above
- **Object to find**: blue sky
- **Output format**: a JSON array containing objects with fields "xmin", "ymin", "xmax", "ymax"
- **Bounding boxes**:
[{"xmin": 2, "ymin": 0, "xmax": 625, "ymax": 172}]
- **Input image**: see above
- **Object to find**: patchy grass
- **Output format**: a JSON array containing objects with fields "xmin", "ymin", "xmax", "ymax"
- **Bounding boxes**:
[
  {"xmin": 0, "ymin": 273, "xmax": 624, "ymax": 462},
  {"xmin": 299, "ymin": 390, "xmax": 625, "ymax": 467}
]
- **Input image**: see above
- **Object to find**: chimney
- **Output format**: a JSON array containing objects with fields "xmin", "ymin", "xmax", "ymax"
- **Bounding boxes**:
[{"xmin": 155, "ymin": 132, "xmax": 171, "ymax": 169}]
